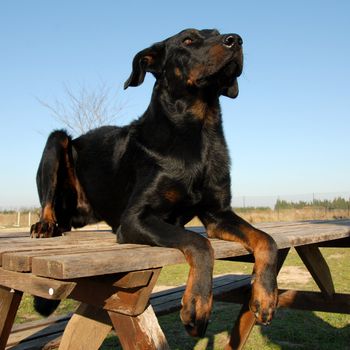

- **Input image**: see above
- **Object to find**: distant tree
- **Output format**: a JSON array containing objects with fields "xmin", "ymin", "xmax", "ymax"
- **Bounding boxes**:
[
  {"xmin": 274, "ymin": 196, "xmax": 350, "ymax": 210},
  {"xmin": 38, "ymin": 82, "xmax": 125, "ymax": 136}
]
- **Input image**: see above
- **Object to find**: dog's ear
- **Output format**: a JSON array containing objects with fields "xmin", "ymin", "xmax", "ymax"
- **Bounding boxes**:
[
  {"xmin": 221, "ymin": 78, "xmax": 239, "ymax": 99},
  {"xmin": 124, "ymin": 43, "xmax": 165, "ymax": 89}
]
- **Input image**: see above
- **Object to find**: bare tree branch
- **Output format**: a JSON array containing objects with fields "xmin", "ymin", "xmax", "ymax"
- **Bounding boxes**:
[{"xmin": 38, "ymin": 82, "xmax": 126, "ymax": 136}]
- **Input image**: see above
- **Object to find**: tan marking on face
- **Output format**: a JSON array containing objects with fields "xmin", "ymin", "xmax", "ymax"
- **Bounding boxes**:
[
  {"xmin": 186, "ymin": 65, "xmax": 206, "ymax": 86},
  {"xmin": 164, "ymin": 189, "xmax": 181, "ymax": 203},
  {"xmin": 174, "ymin": 67, "xmax": 182, "ymax": 78},
  {"xmin": 209, "ymin": 44, "xmax": 227, "ymax": 66}
]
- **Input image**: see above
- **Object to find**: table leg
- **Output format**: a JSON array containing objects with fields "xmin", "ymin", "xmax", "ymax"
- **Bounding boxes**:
[
  {"xmin": 58, "ymin": 303, "xmax": 112, "ymax": 350},
  {"xmin": 225, "ymin": 301, "xmax": 255, "ymax": 350},
  {"xmin": 0, "ymin": 286, "xmax": 23, "ymax": 350},
  {"xmin": 295, "ymin": 244, "xmax": 335, "ymax": 298},
  {"xmin": 109, "ymin": 304, "xmax": 170, "ymax": 350}
]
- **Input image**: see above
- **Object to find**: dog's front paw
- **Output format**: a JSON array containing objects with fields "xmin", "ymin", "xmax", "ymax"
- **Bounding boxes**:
[
  {"xmin": 249, "ymin": 274, "xmax": 278, "ymax": 325},
  {"xmin": 180, "ymin": 292, "xmax": 213, "ymax": 338},
  {"xmin": 30, "ymin": 221, "xmax": 57, "ymax": 238}
]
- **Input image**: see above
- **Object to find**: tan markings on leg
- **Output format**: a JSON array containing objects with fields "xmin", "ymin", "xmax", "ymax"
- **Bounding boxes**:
[
  {"xmin": 61, "ymin": 139, "xmax": 91, "ymax": 211},
  {"xmin": 195, "ymin": 293, "xmax": 213, "ymax": 321},
  {"xmin": 42, "ymin": 203, "xmax": 56, "ymax": 223},
  {"xmin": 60, "ymin": 137, "xmax": 69, "ymax": 149},
  {"xmin": 207, "ymin": 222, "xmax": 278, "ymax": 324},
  {"xmin": 181, "ymin": 250, "xmax": 196, "ymax": 304},
  {"xmin": 249, "ymin": 278, "xmax": 278, "ymax": 325},
  {"xmin": 207, "ymin": 222, "xmax": 272, "ymax": 258},
  {"xmin": 180, "ymin": 242, "xmax": 214, "ymax": 336},
  {"xmin": 61, "ymin": 138, "xmax": 76, "ymax": 189}
]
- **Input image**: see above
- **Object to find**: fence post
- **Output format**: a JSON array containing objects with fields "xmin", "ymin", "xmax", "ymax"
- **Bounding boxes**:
[
  {"xmin": 16, "ymin": 211, "xmax": 21, "ymax": 227},
  {"xmin": 28, "ymin": 212, "xmax": 31, "ymax": 227}
]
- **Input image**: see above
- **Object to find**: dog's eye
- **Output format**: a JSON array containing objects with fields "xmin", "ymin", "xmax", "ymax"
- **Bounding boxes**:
[{"xmin": 183, "ymin": 37, "xmax": 194, "ymax": 46}]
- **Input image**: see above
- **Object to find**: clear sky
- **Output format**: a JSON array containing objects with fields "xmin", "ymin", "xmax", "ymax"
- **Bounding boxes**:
[{"xmin": 0, "ymin": 0, "xmax": 349, "ymax": 209}]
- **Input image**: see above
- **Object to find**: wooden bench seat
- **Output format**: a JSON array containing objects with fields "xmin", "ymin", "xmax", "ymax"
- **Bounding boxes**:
[{"xmin": 6, "ymin": 274, "xmax": 251, "ymax": 349}]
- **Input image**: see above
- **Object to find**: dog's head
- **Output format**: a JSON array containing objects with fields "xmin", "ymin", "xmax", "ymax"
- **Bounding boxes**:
[{"xmin": 124, "ymin": 29, "xmax": 243, "ymax": 99}]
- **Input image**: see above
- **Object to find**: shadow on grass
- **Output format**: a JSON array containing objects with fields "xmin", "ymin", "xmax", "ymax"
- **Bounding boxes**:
[
  {"xmin": 101, "ymin": 303, "xmax": 350, "ymax": 350},
  {"xmin": 260, "ymin": 308, "xmax": 350, "ymax": 350}
]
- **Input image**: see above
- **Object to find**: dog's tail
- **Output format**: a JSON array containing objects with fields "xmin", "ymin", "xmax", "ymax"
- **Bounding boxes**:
[{"xmin": 33, "ymin": 296, "xmax": 61, "ymax": 316}]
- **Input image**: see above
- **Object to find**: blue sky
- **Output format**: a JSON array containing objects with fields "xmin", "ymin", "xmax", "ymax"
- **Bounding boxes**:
[{"xmin": 0, "ymin": 0, "xmax": 349, "ymax": 209}]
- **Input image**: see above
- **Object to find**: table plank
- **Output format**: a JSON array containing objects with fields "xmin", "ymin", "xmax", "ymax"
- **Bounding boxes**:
[
  {"xmin": 32, "ymin": 246, "xmax": 184, "ymax": 279},
  {"xmin": 2, "ymin": 220, "xmax": 349, "ymax": 279},
  {"xmin": 1, "ymin": 243, "xmax": 146, "ymax": 272}
]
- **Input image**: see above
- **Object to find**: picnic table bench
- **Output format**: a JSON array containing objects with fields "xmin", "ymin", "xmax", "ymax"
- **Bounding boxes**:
[{"xmin": 1, "ymin": 219, "xmax": 349, "ymax": 350}]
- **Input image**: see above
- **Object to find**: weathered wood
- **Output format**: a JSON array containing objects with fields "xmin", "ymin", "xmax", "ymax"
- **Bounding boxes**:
[
  {"xmin": 109, "ymin": 269, "xmax": 156, "ymax": 289},
  {"xmin": 2, "ymin": 244, "xmax": 144, "ymax": 272},
  {"xmin": 23, "ymin": 221, "xmax": 349, "ymax": 279},
  {"xmin": 5, "ymin": 275, "xmax": 251, "ymax": 349},
  {"xmin": 0, "ymin": 232, "xmax": 29, "ymax": 239},
  {"xmin": 58, "ymin": 303, "xmax": 112, "ymax": 350},
  {"xmin": 0, "ymin": 268, "xmax": 76, "ymax": 300},
  {"xmin": 0, "ymin": 220, "xmax": 349, "ymax": 350},
  {"xmin": 0, "ymin": 238, "xmax": 118, "ymax": 267},
  {"xmin": 6, "ymin": 314, "xmax": 71, "ymax": 349},
  {"xmin": 295, "ymin": 244, "xmax": 335, "ymax": 298},
  {"xmin": 0, "ymin": 286, "xmax": 23, "ymax": 350},
  {"xmin": 69, "ymin": 268, "xmax": 161, "ymax": 315},
  {"xmin": 62, "ymin": 230, "xmax": 114, "ymax": 238},
  {"xmin": 109, "ymin": 304, "xmax": 170, "ymax": 350},
  {"xmin": 32, "ymin": 246, "xmax": 183, "ymax": 279}
]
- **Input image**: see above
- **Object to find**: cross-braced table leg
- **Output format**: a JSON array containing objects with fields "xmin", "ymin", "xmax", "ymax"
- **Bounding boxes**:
[{"xmin": 0, "ymin": 286, "xmax": 23, "ymax": 350}]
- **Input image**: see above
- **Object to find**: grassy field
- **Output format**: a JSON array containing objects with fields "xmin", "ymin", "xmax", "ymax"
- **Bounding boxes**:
[
  {"xmin": 14, "ymin": 247, "xmax": 350, "ymax": 349},
  {"xmin": 1, "ymin": 207, "xmax": 349, "ymax": 228}
]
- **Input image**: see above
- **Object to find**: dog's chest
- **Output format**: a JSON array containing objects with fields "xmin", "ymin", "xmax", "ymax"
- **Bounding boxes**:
[{"xmin": 161, "ymin": 138, "xmax": 229, "ymax": 206}]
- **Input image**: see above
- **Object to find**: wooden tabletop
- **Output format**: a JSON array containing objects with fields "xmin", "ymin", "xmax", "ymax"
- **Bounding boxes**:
[{"xmin": 0, "ymin": 220, "xmax": 349, "ymax": 280}]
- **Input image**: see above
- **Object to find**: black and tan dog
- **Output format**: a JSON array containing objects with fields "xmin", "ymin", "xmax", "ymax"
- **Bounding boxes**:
[{"xmin": 31, "ymin": 28, "xmax": 278, "ymax": 337}]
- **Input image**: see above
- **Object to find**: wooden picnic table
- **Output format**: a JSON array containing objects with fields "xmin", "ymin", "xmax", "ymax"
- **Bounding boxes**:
[{"xmin": 0, "ymin": 219, "xmax": 349, "ymax": 350}]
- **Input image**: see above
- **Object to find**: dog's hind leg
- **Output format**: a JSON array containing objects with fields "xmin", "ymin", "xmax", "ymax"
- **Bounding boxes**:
[{"xmin": 31, "ymin": 130, "xmax": 74, "ymax": 238}]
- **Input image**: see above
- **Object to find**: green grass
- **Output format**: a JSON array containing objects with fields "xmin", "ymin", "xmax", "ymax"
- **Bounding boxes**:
[{"xmin": 15, "ymin": 248, "xmax": 350, "ymax": 349}]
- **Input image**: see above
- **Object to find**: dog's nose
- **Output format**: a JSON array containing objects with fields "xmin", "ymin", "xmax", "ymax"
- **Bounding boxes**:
[{"xmin": 222, "ymin": 34, "xmax": 243, "ymax": 48}]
